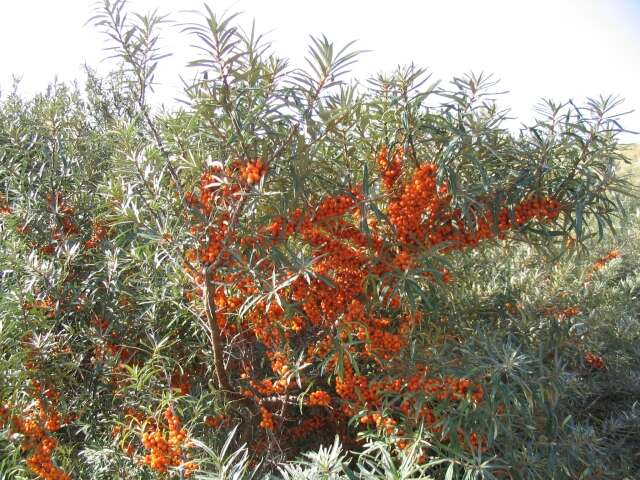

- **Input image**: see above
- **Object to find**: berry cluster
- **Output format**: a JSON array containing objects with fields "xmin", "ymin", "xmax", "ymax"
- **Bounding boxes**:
[
  {"xmin": 240, "ymin": 158, "xmax": 267, "ymax": 185},
  {"xmin": 170, "ymin": 371, "xmax": 192, "ymax": 396},
  {"xmin": 387, "ymin": 161, "xmax": 561, "ymax": 251},
  {"xmin": 377, "ymin": 145, "xmax": 403, "ymax": 190},
  {"xmin": 204, "ymin": 414, "xmax": 226, "ymax": 428},
  {"xmin": 288, "ymin": 414, "xmax": 334, "ymax": 440},
  {"xmin": 47, "ymin": 192, "xmax": 79, "ymax": 239},
  {"xmin": 141, "ymin": 408, "xmax": 196, "ymax": 476},
  {"xmin": 23, "ymin": 297, "xmax": 56, "ymax": 319},
  {"xmin": 259, "ymin": 406, "xmax": 274, "ymax": 430},
  {"xmin": 0, "ymin": 195, "xmax": 11, "ymax": 215},
  {"xmin": 586, "ymin": 249, "xmax": 620, "ymax": 279},
  {"xmin": 542, "ymin": 305, "xmax": 581, "ymax": 321},
  {"xmin": 557, "ymin": 306, "xmax": 580, "ymax": 320},
  {"xmin": 307, "ymin": 390, "xmax": 332, "ymax": 407},
  {"xmin": 85, "ymin": 222, "xmax": 109, "ymax": 250},
  {"xmin": 584, "ymin": 352, "xmax": 605, "ymax": 369},
  {"xmin": 5, "ymin": 382, "xmax": 69, "ymax": 480}
]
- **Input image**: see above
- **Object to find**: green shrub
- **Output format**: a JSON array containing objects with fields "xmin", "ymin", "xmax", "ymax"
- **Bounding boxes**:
[{"xmin": 1, "ymin": 2, "xmax": 638, "ymax": 479}]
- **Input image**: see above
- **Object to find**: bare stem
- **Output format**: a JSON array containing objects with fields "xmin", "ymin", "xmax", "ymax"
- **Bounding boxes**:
[{"xmin": 202, "ymin": 266, "xmax": 233, "ymax": 393}]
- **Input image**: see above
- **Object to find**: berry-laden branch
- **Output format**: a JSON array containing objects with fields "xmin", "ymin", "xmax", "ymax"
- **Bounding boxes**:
[
  {"xmin": 198, "ymin": 129, "xmax": 299, "ymax": 399},
  {"xmin": 178, "ymin": 141, "xmax": 566, "ymax": 456}
]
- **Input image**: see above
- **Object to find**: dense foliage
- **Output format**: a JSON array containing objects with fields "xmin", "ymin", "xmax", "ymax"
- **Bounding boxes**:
[{"xmin": 1, "ymin": 2, "xmax": 639, "ymax": 479}]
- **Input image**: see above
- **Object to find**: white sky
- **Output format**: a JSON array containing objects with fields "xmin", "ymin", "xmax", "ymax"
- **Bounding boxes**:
[{"xmin": 1, "ymin": 0, "xmax": 639, "ymax": 141}]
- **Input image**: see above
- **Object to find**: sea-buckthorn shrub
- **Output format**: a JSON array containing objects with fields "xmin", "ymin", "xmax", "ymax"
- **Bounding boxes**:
[{"xmin": 1, "ymin": 1, "xmax": 639, "ymax": 479}]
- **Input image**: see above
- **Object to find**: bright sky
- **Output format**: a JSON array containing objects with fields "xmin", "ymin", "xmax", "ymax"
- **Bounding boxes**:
[{"xmin": 1, "ymin": 0, "xmax": 639, "ymax": 141}]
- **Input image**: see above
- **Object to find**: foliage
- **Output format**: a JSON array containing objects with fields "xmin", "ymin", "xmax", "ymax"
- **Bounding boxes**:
[{"xmin": 0, "ymin": 1, "xmax": 638, "ymax": 479}]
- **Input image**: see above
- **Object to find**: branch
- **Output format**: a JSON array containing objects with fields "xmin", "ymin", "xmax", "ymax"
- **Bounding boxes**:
[
  {"xmin": 200, "ymin": 126, "xmax": 298, "ymax": 398},
  {"xmin": 202, "ymin": 265, "xmax": 234, "ymax": 393}
]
